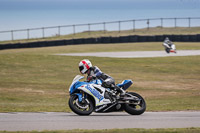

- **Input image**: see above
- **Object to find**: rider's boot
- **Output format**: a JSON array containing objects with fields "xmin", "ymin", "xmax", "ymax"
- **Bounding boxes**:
[{"xmin": 114, "ymin": 85, "xmax": 126, "ymax": 97}]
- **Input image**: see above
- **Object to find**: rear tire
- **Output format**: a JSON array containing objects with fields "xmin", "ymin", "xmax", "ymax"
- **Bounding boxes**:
[
  {"xmin": 69, "ymin": 94, "xmax": 94, "ymax": 116},
  {"xmin": 124, "ymin": 92, "xmax": 146, "ymax": 115}
]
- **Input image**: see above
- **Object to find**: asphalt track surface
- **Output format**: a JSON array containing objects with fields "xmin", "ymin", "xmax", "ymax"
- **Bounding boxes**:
[
  {"xmin": 56, "ymin": 50, "xmax": 200, "ymax": 58},
  {"xmin": 0, "ymin": 112, "xmax": 200, "ymax": 131}
]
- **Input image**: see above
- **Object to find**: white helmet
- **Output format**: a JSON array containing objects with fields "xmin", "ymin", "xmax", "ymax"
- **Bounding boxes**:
[{"xmin": 79, "ymin": 59, "xmax": 92, "ymax": 74}]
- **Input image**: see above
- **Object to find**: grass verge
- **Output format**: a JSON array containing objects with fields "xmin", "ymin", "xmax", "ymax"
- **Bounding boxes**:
[
  {"xmin": 0, "ymin": 42, "xmax": 200, "ymax": 112},
  {"xmin": 0, "ymin": 128, "xmax": 200, "ymax": 133}
]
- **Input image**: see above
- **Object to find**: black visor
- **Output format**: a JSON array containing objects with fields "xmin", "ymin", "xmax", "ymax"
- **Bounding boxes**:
[{"xmin": 79, "ymin": 66, "xmax": 84, "ymax": 72}]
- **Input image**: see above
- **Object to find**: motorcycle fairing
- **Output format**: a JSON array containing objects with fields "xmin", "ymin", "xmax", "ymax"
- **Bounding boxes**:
[
  {"xmin": 69, "ymin": 75, "xmax": 85, "ymax": 94},
  {"xmin": 78, "ymin": 84, "xmax": 111, "ymax": 106},
  {"xmin": 69, "ymin": 75, "xmax": 134, "ymax": 107},
  {"xmin": 69, "ymin": 81, "xmax": 86, "ymax": 94}
]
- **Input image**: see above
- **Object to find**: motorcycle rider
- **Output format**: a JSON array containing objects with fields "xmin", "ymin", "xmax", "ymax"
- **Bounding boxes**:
[
  {"xmin": 163, "ymin": 37, "xmax": 176, "ymax": 53},
  {"xmin": 79, "ymin": 59, "xmax": 125, "ymax": 96}
]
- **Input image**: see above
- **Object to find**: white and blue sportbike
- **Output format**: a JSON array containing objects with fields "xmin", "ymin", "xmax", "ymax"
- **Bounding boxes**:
[{"xmin": 68, "ymin": 75, "xmax": 146, "ymax": 115}]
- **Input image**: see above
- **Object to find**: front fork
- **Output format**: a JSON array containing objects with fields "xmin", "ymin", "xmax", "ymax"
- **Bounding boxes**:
[{"xmin": 76, "ymin": 91, "xmax": 86, "ymax": 103}]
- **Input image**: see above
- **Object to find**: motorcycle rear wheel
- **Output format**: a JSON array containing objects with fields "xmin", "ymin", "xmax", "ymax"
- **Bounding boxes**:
[
  {"xmin": 69, "ymin": 94, "xmax": 94, "ymax": 116},
  {"xmin": 124, "ymin": 92, "xmax": 146, "ymax": 115}
]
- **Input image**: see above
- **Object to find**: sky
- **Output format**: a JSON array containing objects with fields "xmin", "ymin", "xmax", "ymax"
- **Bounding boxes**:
[
  {"xmin": 0, "ymin": 0, "xmax": 200, "ymax": 29},
  {"xmin": 0, "ymin": 0, "xmax": 200, "ymax": 40},
  {"xmin": 0, "ymin": 0, "xmax": 200, "ymax": 10}
]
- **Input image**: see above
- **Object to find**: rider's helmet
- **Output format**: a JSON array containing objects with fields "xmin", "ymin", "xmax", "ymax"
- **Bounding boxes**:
[
  {"xmin": 165, "ymin": 37, "xmax": 169, "ymax": 41},
  {"xmin": 165, "ymin": 37, "xmax": 171, "ymax": 44},
  {"xmin": 79, "ymin": 59, "xmax": 92, "ymax": 74}
]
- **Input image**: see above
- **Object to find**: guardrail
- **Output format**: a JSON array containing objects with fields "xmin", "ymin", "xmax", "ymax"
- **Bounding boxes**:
[{"xmin": 0, "ymin": 17, "xmax": 200, "ymax": 41}]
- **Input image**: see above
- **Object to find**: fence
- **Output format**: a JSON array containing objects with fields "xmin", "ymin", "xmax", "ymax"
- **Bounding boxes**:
[{"xmin": 0, "ymin": 17, "xmax": 200, "ymax": 41}]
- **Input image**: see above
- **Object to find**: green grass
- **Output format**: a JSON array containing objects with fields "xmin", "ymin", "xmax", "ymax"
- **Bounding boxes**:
[
  {"xmin": 1, "ymin": 128, "xmax": 200, "ymax": 133},
  {"xmin": 0, "ymin": 42, "xmax": 200, "ymax": 112},
  {"xmin": 1, "ymin": 27, "xmax": 200, "ymax": 45}
]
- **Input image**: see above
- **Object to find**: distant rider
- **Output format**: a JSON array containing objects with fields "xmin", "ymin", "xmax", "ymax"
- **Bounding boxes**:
[
  {"xmin": 163, "ymin": 37, "xmax": 176, "ymax": 53},
  {"xmin": 79, "ymin": 59, "xmax": 125, "ymax": 96}
]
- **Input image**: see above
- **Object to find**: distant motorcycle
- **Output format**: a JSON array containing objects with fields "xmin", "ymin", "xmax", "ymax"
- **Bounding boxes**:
[
  {"xmin": 68, "ymin": 75, "xmax": 146, "ymax": 116},
  {"xmin": 163, "ymin": 38, "xmax": 177, "ymax": 53},
  {"xmin": 164, "ymin": 43, "xmax": 177, "ymax": 53}
]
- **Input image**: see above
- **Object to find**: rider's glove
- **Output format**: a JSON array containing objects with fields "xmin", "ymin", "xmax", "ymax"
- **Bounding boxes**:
[{"xmin": 87, "ymin": 75, "xmax": 96, "ymax": 81}]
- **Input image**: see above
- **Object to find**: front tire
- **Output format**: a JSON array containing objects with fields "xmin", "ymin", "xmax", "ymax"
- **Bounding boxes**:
[
  {"xmin": 68, "ymin": 94, "xmax": 94, "ymax": 115},
  {"xmin": 124, "ymin": 92, "xmax": 146, "ymax": 115},
  {"xmin": 165, "ymin": 48, "xmax": 170, "ymax": 53}
]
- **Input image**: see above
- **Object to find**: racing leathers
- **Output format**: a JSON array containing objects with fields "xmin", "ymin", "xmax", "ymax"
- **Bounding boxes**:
[{"xmin": 86, "ymin": 66, "xmax": 125, "ymax": 95}]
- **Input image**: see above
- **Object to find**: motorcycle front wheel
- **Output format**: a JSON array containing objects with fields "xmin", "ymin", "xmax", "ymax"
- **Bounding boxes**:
[
  {"xmin": 68, "ymin": 94, "xmax": 94, "ymax": 116},
  {"xmin": 124, "ymin": 92, "xmax": 146, "ymax": 115}
]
